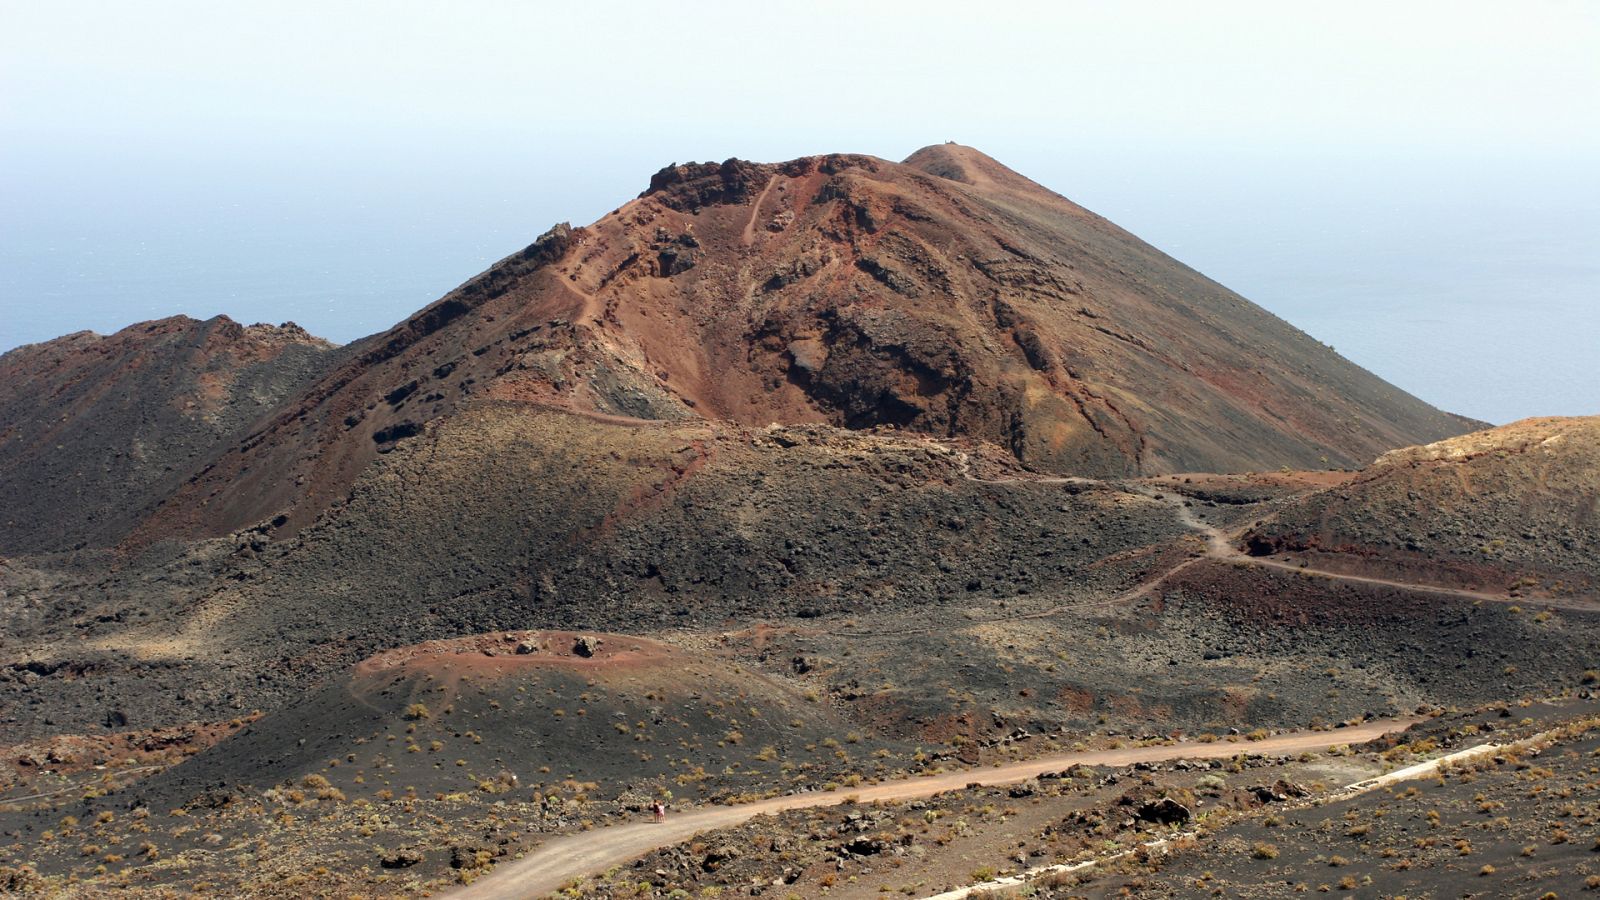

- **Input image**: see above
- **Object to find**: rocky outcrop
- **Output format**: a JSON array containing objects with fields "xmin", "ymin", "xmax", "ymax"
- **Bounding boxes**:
[{"xmin": 1134, "ymin": 796, "xmax": 1192, "ymax": 825}]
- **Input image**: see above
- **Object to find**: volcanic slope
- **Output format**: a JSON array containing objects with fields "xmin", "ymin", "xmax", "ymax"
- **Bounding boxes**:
[
  {"xmin": 131, "ymin": 144, "xmax": 1473, "ymax": 546},
  {"xmin": 5, "ymin": 408, "xmax": 1187, "ymax": 737},
  {"xmin": 1244, "ymin": 415, "xmax": 1600, "ymax": 597},
  {"xmin": 121, "ymin": 630, "xmax": 901, "ymax": 812},
  {"xmin": 0, "ymin": 316, "xmax": 338, "ymax": 554}
]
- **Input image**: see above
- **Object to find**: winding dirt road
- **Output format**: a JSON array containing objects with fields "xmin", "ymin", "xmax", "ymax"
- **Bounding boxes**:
[
  {"xmin": 448, "ymin": 717, "xmax": 1420, "ymax": 900},
  {"xmin": 1138, "ymin": 484, "xmax": 1598, "ymax": 613}
]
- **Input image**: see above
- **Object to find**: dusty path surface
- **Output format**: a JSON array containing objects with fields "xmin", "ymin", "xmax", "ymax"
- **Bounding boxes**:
[
  {"xmin": 741, "ymin": 175, "xmax": 779, "ymax": 246},
  {"xmin": 0, "ymin": 765, "xmax": 165, "ymax": 807},
  {"xmin": 448, "ymin": 718, "xmax": 1420, "ymax": 900}
]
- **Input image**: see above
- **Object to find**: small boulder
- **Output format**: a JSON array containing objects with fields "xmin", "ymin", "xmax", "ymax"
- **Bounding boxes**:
[
  {"xmin": 700, "ymin": 843, "xmax": 740, "ymax": 872},
  {"xmin": 1134, "ymin": 797, "xmax": 1191, "ymax": 826},
  {"xmin": 515, "ymin": 640, "xmax": 539, "ymax": 655},
  {"xmin": 380, "ymin": 848, "xmax": 423, "ymax": 869},
  {"xmin": 1249, "ymin": 779, "xmax": 1308, "ymax": 803},
  {"xmin": 838, "ymin": 836, "xmax": 888, "ymax": 856},
  {"xmin": 573, "ymin": 635, "xmax": 602, "ymax": 658}
]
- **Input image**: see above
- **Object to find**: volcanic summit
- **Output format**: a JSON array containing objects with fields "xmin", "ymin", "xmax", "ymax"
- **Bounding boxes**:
[{"xmin": 123, "ymin": 144, "xmax": 1472, "ymax": 546}]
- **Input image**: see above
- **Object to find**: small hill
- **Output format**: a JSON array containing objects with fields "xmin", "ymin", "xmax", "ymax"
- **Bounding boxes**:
[
  {"xmin": 126, "ymin": 630, "xmax": 897, "ymax": 810},
  {"xmin": 1244, "ymin": 416, "xmax": 1600, "ymax": 596},
  {"xmin": 128, "ymin": 145, "xmax": 1471, "ymax": 546},
  {"xmin": 0, "ymin": 316, "xmax": 338, "ymax": 553}
]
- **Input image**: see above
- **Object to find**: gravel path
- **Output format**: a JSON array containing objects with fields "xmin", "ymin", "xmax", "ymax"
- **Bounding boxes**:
[{"xmin": 448, "ymin": 717, "xmax": 1421, "ymax": 900}]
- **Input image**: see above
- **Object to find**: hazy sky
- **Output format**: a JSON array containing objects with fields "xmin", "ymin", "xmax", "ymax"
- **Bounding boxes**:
[{"xmin": 2, "ymin": 1, "xmax": 1596, "ymax": 421}]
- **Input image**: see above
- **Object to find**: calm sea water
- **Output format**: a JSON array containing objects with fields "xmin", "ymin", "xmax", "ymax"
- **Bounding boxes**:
[
  {"xmin": 1050, "ymin": 149, "xmax": 1600, "ymax": 427},
  {"xmin": 2, "ymin": 147, "xmax": 1595, "ymax": 426}
]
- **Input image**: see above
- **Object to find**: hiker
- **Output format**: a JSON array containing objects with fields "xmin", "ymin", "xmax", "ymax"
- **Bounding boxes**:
[{"xmin": 653, "ymin": 800, "xmax": 666, "ymax": 824}]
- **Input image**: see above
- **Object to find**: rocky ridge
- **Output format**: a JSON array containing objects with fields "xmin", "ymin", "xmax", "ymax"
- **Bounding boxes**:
[{"xmin": 0, "ymin": 316, "xmax": 339, "ymax": 553}]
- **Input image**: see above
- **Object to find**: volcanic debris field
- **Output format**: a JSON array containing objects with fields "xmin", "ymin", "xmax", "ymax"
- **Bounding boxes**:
[{"xmin": 0, "ymin": 145, "xmax": 1596, "ymax": 897}]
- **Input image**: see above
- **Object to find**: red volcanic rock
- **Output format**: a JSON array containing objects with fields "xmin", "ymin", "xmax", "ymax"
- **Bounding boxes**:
[{"xmin": 22, "ymin": 145, "xmax": 1473, "ymax": 550}]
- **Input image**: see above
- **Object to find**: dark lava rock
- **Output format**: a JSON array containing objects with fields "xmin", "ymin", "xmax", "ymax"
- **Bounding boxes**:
[
  {"xmin": 1249, "ymin": 779, "xmax": 1309, "ymax": 804},
  {"xmin": 700, "ymin": 843, "xmax": 740, "ymax": 872},
  {"xmin": 1135, "ymin": 797, "xmax": 1191, "ymax": 825},
  {"xmin": 838, "ymin": 836, "xmax": 889, "ymax": 856}
]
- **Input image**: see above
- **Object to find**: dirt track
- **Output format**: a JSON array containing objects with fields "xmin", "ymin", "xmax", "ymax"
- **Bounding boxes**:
[
  {"xmin": 448, "ymin": 717, "xmax": 1421, "ymax": 900},
  {"xmin": 1146, "ymin": 485, "xmax": 1600, "ymax": 613},
  {"xmin": 832, "ymin": 469, "xmax": 1597, "ymax": 643}
]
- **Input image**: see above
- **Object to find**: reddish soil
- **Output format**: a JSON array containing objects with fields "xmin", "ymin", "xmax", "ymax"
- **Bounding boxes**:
[
  {"xmin": 352, "ymin": 630, "xmax": 675, "ymax": 681},
  {"xmin": 0, "ymin": 716, "xmax": 258, "ymax": 805}
]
